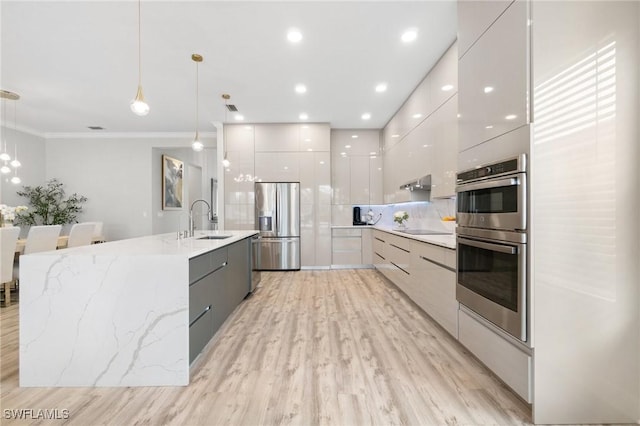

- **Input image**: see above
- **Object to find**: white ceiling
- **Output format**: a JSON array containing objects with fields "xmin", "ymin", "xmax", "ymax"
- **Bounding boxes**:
[{"xmin": 1, "ymin": 1, "xmax": 457, "ymax": 136}]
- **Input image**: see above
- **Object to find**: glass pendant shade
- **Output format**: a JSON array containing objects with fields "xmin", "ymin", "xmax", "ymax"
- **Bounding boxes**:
[
  {"xmin": 192, "ymin": 132, "xmax": 204, "ymax": 152},
  {"xmin": 221, "ymin": 154, "xmax": 231, "ymax": 168},
  {"xmin": 130, "ymin": 85, "xmax": 149, "ymax": 116},
  {"xmin": 1, "ymin": 165, "xmax": 11, "ymax": 174},
  {"xmin": 10, "ymin": 159, "xmax": 20, "ymax": 168},
  {"xmin": 0, "ymin": 152, "xmax": 9, "ymax": 162},
  {"xmin": 10, "ymin": 174, "xmax": 21, "ymax": 184}
]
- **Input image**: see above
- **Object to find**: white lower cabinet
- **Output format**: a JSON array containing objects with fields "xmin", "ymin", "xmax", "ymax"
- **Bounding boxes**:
[
  {"xmin": 372, "ymin": 229, "xmax": 458, "ymax": 340},
  {"xmin": 410, "ymin": 240, "xmax": 458, "ymax": 338},
  {"xmin": 458, "ymin": 308, "xmax": 532, "ymax": 403}
]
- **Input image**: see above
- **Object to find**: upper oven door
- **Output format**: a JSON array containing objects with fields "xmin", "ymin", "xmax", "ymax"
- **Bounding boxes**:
[{"xmin": 456, "ymin": 173, "xmax": 526, "ymax": 231}]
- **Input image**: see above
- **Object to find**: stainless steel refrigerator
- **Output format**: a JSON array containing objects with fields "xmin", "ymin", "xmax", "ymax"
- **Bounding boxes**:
[{"xmin": 253, "ymin": 182, "xmax": 301, "ymax": 270}]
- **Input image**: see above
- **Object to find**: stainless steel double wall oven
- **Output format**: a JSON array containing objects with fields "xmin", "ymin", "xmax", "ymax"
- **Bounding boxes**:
[{"xmin": 455, "ymin": 154, "xmax": 529, "ymax": 341}]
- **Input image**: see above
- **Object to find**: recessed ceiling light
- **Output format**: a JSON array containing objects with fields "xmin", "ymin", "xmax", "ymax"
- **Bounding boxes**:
[
  {"xmin": 484, "ymin": 86, "xmax": 494, "ymax": 93},
  {"xmin": 412, "ymin": 113, "xmax": 422, "ymax": 119},
  {"xmin": 287, "ymin": 29, "xmax": 302, "ymax": 43},
  {"xmin": 361, "ymin": 113, "xmax": 371, "ymax": 120},
  {"xmin": 505, "ymin": 114, "xmax": 517, "ymax": 120},
  {"xmin": 234, "ymin": 114, "xmax": 244, "ymax": 121},
  {"xmin": 485, "ymin": 125, "xmax": 494, "ymax": 129},
  {"xmin": 375, "ymin": 83, "xmax": 388, "ymax": 93},
  {"xmin": 299, "ymin": 113, "xmax": 308, "ymax": 120},
  {"xmin": 391, "ymin": 134, "xmax": 400, "ymax": 138},
  {"xmin": 401, "ymin": 29, "xmax": 418, "ymax": 43},
  {"xmin": 295, "ymin": 84, "xmax": 307, "ymax": 94},
  {"xmin": 351, "ymin": 134, "xmax": 359, "ymax": 139},
  {"xmin": 345, "ymin": 145, "xmax": 351, "ymax": 149},
  {"xmin": 284, "ymin": 166, "xmax": 289, "ymax": 170},
  {"xmin": 441, "ymin": 84, "xmax": 454, "ymax": 92}
]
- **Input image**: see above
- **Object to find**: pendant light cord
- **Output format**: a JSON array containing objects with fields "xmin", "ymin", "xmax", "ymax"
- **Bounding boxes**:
[
  {"xmin": 195, "ymin": 60, "xmax": 199, "ymax": 135},
  {"xmin": 137, "ymin": 0, "xmax": 142, "ymax": 87}
]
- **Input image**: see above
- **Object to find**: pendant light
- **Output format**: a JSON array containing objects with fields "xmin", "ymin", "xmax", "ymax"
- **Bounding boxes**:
[
  {"xmin": 221, "ymin": 94, "xmax": 230, "ymax": 167},
  {"xmin": 10, "ymin": 100, "xmax": 21, "ymax": 169},
  {"xmin": 191, "ymin": 54, "xmax": 204, "ymax": 152},
  {"xmin": 130, "ymin": 0, "xmax": 149, "ymax": 116}
]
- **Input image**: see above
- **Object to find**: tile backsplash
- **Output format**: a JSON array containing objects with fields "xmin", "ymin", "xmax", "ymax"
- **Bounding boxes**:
[{"xmin": 349, "ymin": 198, "xmax": 456, "ymax": 232}]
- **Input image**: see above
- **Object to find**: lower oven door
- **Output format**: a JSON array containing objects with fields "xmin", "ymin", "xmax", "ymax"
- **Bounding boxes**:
[{"xmin": 456, "ymin": 234, "xmax": 527, "ymax": 341}]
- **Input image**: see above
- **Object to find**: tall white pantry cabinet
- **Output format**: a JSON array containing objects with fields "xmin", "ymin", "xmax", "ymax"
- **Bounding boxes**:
[{"xmin": 458, "ymin": 0, "xmax": 640, "ymax": 423}]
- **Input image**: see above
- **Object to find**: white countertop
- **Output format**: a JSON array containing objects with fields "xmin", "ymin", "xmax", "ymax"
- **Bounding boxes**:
[
  {"xmin": 28, "ymin": 230, "xmax": 259, "ymax": 259},
  {"xmin": 371, "ymin": 225, "xmax": 456, "ymax": 250}
]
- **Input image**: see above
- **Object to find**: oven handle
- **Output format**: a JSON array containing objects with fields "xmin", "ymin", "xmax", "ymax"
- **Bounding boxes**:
[
  {"xmin": 457, "ymin": 236, "xmax": 517, "ymax": 255},
  {"xmin": 456, "ymin": 176, "xmax": 520, "ymax": 193}
]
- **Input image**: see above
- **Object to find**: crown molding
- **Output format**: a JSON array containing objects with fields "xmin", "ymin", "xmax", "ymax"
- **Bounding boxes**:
[{"xmin": 44, "ymin": 131, "xmax": 217, "ymax": 140}]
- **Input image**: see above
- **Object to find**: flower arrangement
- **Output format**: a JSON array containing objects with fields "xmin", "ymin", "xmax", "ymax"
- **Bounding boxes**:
[
  {"xmin": 393, "ymin": 210, "xmax": 409, "ymax": 225},
  {"xmin": 0, "ymin": 204, "xmax": 28, "ymax": 226}
]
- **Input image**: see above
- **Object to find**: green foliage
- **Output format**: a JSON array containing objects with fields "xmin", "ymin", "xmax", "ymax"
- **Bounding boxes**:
[{"xmin": 14, "ymin": 179, "xmax": 88, "ymax": 226}]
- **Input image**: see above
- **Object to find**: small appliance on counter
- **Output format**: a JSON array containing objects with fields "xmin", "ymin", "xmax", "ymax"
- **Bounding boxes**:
[{"xmin": 353, "ymin": 207, "xmax": 367, "ymax": 226}]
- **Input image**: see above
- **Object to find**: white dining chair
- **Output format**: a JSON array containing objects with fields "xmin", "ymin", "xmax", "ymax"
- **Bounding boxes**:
[
  {"xmin": 67, "ymin": 222, "xmax": 96, "ymax": 248},
  {"xmin": 23, "ymin": 225, "xmax": 62, "ymax": 255},
  {"xmin": 85, "ymin": 221, "xmax": 105, "ymax": 243},
  {"xmin": 1, "ymin": 226, "xmax": 20, "ymax": 306}
]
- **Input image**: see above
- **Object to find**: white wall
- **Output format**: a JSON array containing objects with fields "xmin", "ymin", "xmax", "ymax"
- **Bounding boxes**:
[
  {"xmin": 531, "ymin": 1, "xmax": 640, "ymax": 423},
  {"xmin": 0, "ymin": 126, "xmax": 46, "ymax": 207},
  {"xmin": 45, "ymin": 135, "xmax": 215, "ymax": 241}
]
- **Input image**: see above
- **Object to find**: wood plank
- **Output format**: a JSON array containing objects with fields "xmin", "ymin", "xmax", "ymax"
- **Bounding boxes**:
[{"xmin": 0, "ymin": 270, "xmax": 532, "ymax": 425}]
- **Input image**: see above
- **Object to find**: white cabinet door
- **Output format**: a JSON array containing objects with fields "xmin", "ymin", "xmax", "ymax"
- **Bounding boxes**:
[
  {"xmin": 431, "ymin": 94, "xmax": 458, "ymax": 199},
  {"xmin": 458, "ymin": 0, "xmax": 530, "ymax": 152},
  {"xmin": 254, "ymin": 152, "xmax": 300, "ymax": 182},
  {"xmin": 349, "ymin": 156, "xmax": 370, "ymax": 204},
  {"xmin": 429, "ymin": 41, "xmax": 458, "ymax": 112},
  {"xmin": 224, "ymin": 124, "xmax": 255, "ymax": 152},
  {"xmin": 254, "ymin": 124, "xmax": 300, "ymax": 152},
  {"xmin": 458, "ymin": 0, "xmax": 514, "ymax": 57},
  {"xmin": 300, "ymin": 124, "xmax": 330, "ymax": 152},
  {"xmin": 331, "ymin": 153, "xmax": 350, "ymax": 205},
  {"xmin": 369, "ymin": 155, "xmax": 383, "ymax": 205}
]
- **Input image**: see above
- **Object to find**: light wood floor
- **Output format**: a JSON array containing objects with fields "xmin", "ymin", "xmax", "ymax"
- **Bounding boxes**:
[{"xmin": 1, "ymin": 270, "xmax": 533, "ymax": 425}]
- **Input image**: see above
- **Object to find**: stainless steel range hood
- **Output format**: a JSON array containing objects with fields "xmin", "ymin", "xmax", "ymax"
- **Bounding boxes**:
[{"xmin": 399, "ymin": 175, "xmax": 431, "ymax": 191}]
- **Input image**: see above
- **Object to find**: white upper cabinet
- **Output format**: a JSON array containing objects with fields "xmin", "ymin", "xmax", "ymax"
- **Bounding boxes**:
[
  {"xmin": 458, "ymin": 0, "xmax": 530, "ymax": 152},
  {"xmin": 300, "ymin": 124, "xmax": 330, "ymax": 152},
  {"xmin": 458, "ymin": 0, "xmax": 515, "ymax": 57},
  {"xmin": 429, "ymin": 41, "xmax": 458, "ymax": 112},
  {"xmin": 431, "ymin": 94, "xmax": 458, "ymax": 199},
  {"xmin": 254, "ymin": 124, "xmax": 300, "ymax": 152},
  {"xmin": 349, "ymin": 156, "xmax": 370, "ymax": 204}
]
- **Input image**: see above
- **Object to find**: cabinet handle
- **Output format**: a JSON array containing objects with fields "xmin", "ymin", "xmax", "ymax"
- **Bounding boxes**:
[
  {"xmin": 419, "ymin": 255, "xmax": 455, "ymax": 272},
  {"xmin": 390, "ymin": 261, "xmax": 410, "ymax": 275},
  {"xmin": 374, "ymin": 237, "xmax": 385, "ymax": 243},
  {"xmin": 189, "ymin": 304, "xmax": 212, "ymax": 327},
  {"xmin": 389, "ymin": 243, "xmax": 410, "ymax": 254},
  {"xmin": 374, "ymin": 252, "xmax": 385, "ymax": 260}
]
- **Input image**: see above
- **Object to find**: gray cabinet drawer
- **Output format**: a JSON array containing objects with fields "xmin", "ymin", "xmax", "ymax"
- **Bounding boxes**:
[
  {"xmin": 189, "ymin": 247, "xmax": 228, "ymax": 283},
  {"xmin": 189, "ymin": 305, "xmax": 214, "ymax": 363}
]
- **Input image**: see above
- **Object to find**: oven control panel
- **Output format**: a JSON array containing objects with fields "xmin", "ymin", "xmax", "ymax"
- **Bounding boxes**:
[{"xmin": 457, "ymin": 154, "xmax": 526, "ymax": 184}]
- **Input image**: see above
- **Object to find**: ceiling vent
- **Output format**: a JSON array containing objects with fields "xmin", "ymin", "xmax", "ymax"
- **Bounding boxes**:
[
  {"xmin": 87, "ymin": 126, "xmax": 104, "ymax": 130},
  {"xmin": 225, "ymin": 104, "xmax": 238, "ymax": 112}
]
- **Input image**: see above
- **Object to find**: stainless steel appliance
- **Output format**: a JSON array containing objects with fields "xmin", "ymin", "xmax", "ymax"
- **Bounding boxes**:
[
  {"xmin": 455, "ymin": 155, "xmax": 529, "ymax": 342},
  {"xmin": 456, "ymin": 154, "xmax": 526, "ymax": 231},
  {"xmin": 253, "ymin": 182, "xmax": 301, "ymax": 270}
]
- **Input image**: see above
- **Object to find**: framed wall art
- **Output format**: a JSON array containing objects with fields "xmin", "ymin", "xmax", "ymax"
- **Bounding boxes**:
[{"xmin": 162, "ymin": 155, "xmax": 184, "ymax": 210}]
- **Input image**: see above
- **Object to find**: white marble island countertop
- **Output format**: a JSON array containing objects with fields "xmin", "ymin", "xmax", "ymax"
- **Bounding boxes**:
[{"xmin": 19, "ymin": 230, "xmax": 257, "ymax": 388}]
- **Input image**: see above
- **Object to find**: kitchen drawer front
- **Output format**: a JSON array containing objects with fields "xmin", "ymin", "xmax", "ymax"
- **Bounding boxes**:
[
  {"xmin": 189, "ymin": 248, "xmax": 228, "ymax": 284},
  {"xmin": 459, "ymin": 308, "xmax": 532, "ymax": 402},
  {"xmin": 372, "ymin": 229, "xmax": 387, "ymax": 243},
  {"xmin": 411, "ymin": 240, "xmax": 455, "ymax": 270},
  {"xmin": 415, "ymin": 256, "xmax": 458, "ymax": 338},
  {"xmin": 189, "ymin": 305, "xmax": 214, "ymax": 364},
  {"xmin": 386, "ymin": 235, "xmax": 411, "ymax": 272},
  {"xmin": 332, "ymin": 237, "xmax": 362, "ymax": 252},
  {"xmin": 332, "ymin": 228, "xmax": 363, "ymax": 237},
  {"xmin": 189, "ymin": 273, "xmax": 216, "ymax": 325}
]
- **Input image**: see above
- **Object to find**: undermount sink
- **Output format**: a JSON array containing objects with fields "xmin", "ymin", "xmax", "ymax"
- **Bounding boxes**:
[{"xmin": 197, "ymin": 235, "xmax": 232, "ymax": 240}]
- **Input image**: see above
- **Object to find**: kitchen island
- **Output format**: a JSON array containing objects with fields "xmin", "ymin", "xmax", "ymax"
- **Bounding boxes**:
[{"xmin": 19, "ymin": 230, "xmax": 257, "ymax": 387}]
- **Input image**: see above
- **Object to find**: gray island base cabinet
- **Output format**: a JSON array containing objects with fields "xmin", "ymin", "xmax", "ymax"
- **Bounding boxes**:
[
  {"xmin": 19, "ymin": 231, "xmax": 257, "ymax": 388},
  {"xmin": 189, "ymin": 238, "xmax": 251, "ymax": 363}
]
